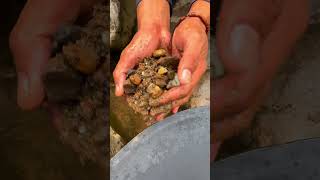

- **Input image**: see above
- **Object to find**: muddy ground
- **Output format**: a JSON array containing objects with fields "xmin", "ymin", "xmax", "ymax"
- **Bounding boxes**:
[{"xmin": 216, "ymin": 23, "xmax": 320, "ymax": 159}]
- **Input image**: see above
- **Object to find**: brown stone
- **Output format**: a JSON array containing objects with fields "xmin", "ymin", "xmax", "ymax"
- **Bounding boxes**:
[
  {"xmin": 154, "ymin": 78, "xmax": 167, "ymax": 88},
  {"xmin": 152, "ymin": 48, "xmax": 167, "ymax": 58},
  {"xmin": 123, "ymin": 79, "xmax": 136, "ymax": 94},
  {"xmin": 147, "ymin": 83, "xmax": 163, "ymax": 98},
  {"xmin": 129, "ymin": 73, "xmax": 142, "ymax": 85},
  {"xmin": 63, "ymin": 44, "xmax": 98, "ymax": 74},
  {"xmin": 158, "ymin": 66, "xmax": 168, "ymax": 75}
]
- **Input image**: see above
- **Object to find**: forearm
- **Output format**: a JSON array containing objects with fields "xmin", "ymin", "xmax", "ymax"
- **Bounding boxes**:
[{"xmin": 137, "ymin": 0, "xmax": 170, "ymax": 31}]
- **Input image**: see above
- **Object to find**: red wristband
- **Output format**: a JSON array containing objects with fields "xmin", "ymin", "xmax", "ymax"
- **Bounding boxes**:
[{"xmin": 176, "ymin": 12, "xmax": 210, "ymax": 34}]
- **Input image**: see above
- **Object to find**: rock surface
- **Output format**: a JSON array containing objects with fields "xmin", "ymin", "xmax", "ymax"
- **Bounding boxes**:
[
  {"xmin": 110, "ymin": 127, "xmax": 125, "ymax": 157},
  {"xmin": 110, "ymin": 0, "xmax": 136, "ymax": 50}
]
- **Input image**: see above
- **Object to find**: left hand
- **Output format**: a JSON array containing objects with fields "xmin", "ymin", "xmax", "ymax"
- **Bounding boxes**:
[{"xmin": 153, "ymin": 16, "xmax": 208, "ymax": 120}]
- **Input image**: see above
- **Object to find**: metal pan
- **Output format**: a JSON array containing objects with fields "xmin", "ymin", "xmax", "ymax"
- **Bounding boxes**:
[{"xmin": 111, "ymin": 106, "xmax": 210, "ymax": 180}]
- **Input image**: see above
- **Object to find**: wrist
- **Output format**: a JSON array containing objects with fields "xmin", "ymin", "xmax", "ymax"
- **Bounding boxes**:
[
  {"xmin": 137, "ymin": 0, "xmax": 170, "ymax": 32},
  {"xmin": 189, "ymin": 0, "xmax": 210, "ymax": 26}
]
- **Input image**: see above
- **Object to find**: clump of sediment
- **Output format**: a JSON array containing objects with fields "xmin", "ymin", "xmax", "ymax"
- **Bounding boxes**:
[{"xmin": 124, "ymin": 49, "xmax": 180, "ymax": 125}]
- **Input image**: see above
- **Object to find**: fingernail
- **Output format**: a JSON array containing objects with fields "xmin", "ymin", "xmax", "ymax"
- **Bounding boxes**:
[
  {"xmin": 173, "ymin": 107, "xmax": 179, "ymax": 113},
  {"xmin": 229, "ymin": 24, "xmax": 260, "ymax": 70},
  {"xmin": 18, "ymin": 72, "xmax": 30, "ymax": 98},
  {"xmin": 181, "ymin": 69, "xmax": 192, "ymax": 84},
  {"xmin": 211, "ymin": 142, "xmax": 221, "ymax": 162},
  {"xmin": 115, "ymin": 84, "xmax": 119, "ymax": 93},
  {"xmin": 115, "ymin": 84, "xmax": 121, "ymax": 96},
  {"xmin": 18, "ymin": 70, "xmax": 44, "ymax": 110},
  {"xmin": 156, "ymin": 113, "xmax": 165, "ymax": 121}
]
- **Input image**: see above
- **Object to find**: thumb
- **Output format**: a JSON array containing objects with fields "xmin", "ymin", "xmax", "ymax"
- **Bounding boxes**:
[
  {"xmin": 10, "ymin": 0, "xmax": 80, "ymax": 110},
  {"xmin": 176, "ymin": 45, "xmax": 200, "ymax": 85},
  {"xmin": 10, "ymin": 37, "xmax": 51, "ymax": 110}
]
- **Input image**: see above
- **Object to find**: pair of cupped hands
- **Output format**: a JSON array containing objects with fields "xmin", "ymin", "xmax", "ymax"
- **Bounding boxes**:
[{"xmin": 9, "ymin": 0, "xmax": 209, "ymax": 121}]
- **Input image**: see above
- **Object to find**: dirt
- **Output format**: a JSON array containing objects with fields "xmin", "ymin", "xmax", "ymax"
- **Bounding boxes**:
[
  {"xmin": 110, "ymin": 127, "xmax": 125, "ymax": 157},
  {"xmin": 44, "ymin": 3, "xmax": 109, "ymax": 166},
  {"xmin": 123, "ymin": 49, "xmax": 180, "ymax": 125}
]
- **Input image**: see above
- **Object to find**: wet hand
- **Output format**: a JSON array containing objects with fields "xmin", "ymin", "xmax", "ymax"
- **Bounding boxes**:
[
  {"xmin": 212, "ymin": 0, "xmax": 309, "ymax": 142},
  {"xmin": 154, "ymin": 0, "xmax": 210, "ymax": 120}
]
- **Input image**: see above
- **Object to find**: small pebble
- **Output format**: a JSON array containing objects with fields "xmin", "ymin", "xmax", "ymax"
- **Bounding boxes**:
[
  {"xmin": 129, "ymin": 74, "xmax": 142, "ymax": 85},
  {"xmin": 152, "ymin": 49, "xmax": 167, "ymax": 58},
  {"xmin": 154, "ymin": 78, "xmax": 167, "ymax": 88},
  {"xmin": 127, "ymin": 69, "xmax": 136, "ymax": 77},
  {"xmin": 167, "ymin": 70, "xmax": 176, "ymax": 80},
  {"xmin": 63, "ymin": 44, "xmax": 98, "ymax": 74},
  {"xmin": 124, "ymin": 79, "xmax": 136, "ymax": 94},
  {"xmin": 141, "ymin": 69, "xmax": 154, "ymax": 77},
  {"xmin": 147, "ymin": 83, "xmax": 163, "ymax": 98},
  {"xmin": 79, "ymin": 126, "xmax": 87, "ymax": 134},
  {"xmin": 167, "ymin": 74, "xmax": 180, "ymax": 89},
  {"xmin": 158, "ymin": 66, "xmax": 168, "ymax": 75}
]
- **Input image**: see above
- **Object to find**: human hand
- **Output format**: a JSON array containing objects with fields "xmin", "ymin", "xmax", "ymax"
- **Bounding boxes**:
[
  {"xmin": 212, "ymin": 0, "xmax": 309, "ymax": 143},
  {"xmin": 113, "ymin": 0, "xmax": 171, "ymax": 97},
  {"xmin": 151, "ymin": 0, "xmax": 210, "ymax": 120},
  {"xmin": 10, "ymin": 0, "xmax": 98, "ymax": 110}
]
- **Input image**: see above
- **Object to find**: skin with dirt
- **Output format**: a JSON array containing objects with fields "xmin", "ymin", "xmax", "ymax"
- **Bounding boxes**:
[
  {"xmin": 123, "ymin": 49, "xmax": 180, "ymax": 125},
  {"xmin": 44, "ymin": 3, "xmax": 108, "ymax": 167}
]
